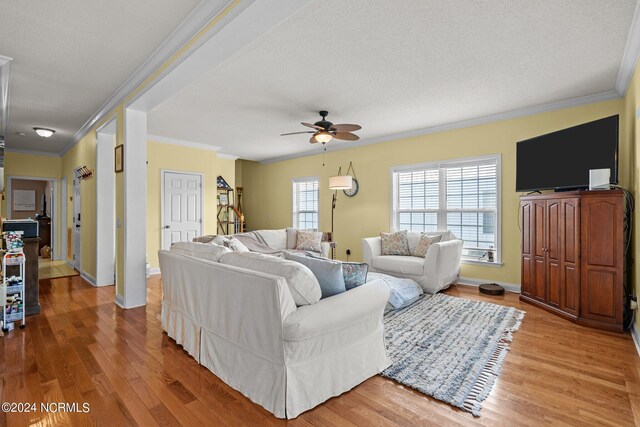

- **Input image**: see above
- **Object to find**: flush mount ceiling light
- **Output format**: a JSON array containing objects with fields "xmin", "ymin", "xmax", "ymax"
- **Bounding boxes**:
[{"xmin": 34, "ymin": 127, "xmax": 55, "ymax": 138}]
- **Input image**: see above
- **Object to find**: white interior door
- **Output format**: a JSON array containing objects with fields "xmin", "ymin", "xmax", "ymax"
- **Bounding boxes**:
[
  {"xmin": 162, "ymin": 172, "xmax": 202, "ymax": 250},
  {"xmin": 73, "ymin": 173, "xmax": 81, "ymax": 270}
]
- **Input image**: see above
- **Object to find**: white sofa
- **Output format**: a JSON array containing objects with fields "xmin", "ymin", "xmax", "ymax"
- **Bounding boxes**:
[
  {"xmin": 362, "ymin": 230, "xmax": 463, "ymax": 294},
  {"xmin": 195, "ymin": 228, "xmax": 332, "ymax": 258},
  {"xmin": 158, "ymin": 244, "xmax": 391, "ymax": 419}
]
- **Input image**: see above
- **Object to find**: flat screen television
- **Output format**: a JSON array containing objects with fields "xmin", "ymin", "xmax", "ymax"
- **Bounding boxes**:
[{"xmin": 516, "ymin": 115, "xmax": 619, "ymax": 192}]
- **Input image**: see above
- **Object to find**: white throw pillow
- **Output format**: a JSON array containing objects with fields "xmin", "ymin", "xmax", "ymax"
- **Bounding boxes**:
[
  {"xmin": 225, "ymin": 237, "xmax": 250, "ymax": 252},
  {"xmin": 286, "ymin": 228, "xmax": 298, "ymax": 249},
  {"xmin": 170, "ymin": 241, "xmax": 232, "ymax": 262},
  {"xmin": 219, "ymin": 252, "xmax": 321, "ymax": 306},
  {"xmin": 295, "ymin": 230, "xmax": 322, "ymax": 252}
]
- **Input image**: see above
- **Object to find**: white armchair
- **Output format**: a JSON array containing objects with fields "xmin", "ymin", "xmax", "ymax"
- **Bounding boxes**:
[{"xmin": 362, "ymin": 231, "xmax": 463, "ymax": 294}]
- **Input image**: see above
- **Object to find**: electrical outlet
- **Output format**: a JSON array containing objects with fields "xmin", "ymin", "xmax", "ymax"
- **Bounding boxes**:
[{"xmin": 631, "ymin": 300, "xmax": 638, "ymax": 310}]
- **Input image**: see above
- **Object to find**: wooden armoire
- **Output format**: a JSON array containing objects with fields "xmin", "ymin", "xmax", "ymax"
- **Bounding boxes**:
[{"xmin": 520, "ymin": 189, "xmax": 624, "ymax": 332}]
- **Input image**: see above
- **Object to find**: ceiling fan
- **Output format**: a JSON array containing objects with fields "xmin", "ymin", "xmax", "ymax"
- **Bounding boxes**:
[{"xmin": 281, "ymin": 111, "xmax": 361, "ymax": 144}]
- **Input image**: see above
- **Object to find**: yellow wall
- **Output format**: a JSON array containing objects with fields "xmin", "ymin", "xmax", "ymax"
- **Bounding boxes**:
[
  {"xmin": 241, "ymin": 98, "xmax": 628, "ymax": 285},
  {"xmin": 626, "ymin": 58, "xmax": 640, "ymax": 331},
  {"xmin": 146, "ymin": 140, "xmax": 235, "ymax": 269},
  {"xmin": 61, "ymin": 132, "xmax": 97, "ymax": 279},
  {"xmin": 3, "ymin": 152, "xmax": 62, "ymax": 259}
]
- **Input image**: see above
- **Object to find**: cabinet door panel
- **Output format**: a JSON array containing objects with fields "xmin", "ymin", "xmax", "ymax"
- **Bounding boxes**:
[
  {"xmin": 563, "ymin": 265, "xmax": 579, "ymax": 314},
  {"xmin": 547, "ymin": 261, "xmax": 561, "ymax": 307},
  {"xmin": 560, "ymin": 198, "xmax": 580, "ymax": 316},
  {"xmin": 533, "ymin": 258, "xmax": 546, "ymax": 301}
]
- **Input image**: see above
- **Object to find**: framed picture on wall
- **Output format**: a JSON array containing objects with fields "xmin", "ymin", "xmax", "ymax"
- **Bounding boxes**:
[{"xmin": 115, "ymin": 144, "xmax": 124, "ymax": 173}]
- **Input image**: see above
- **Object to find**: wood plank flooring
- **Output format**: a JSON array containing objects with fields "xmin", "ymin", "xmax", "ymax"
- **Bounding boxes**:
[{"xmin": 1, "ymin": 275, "xmax": 639, "ymax": 426}]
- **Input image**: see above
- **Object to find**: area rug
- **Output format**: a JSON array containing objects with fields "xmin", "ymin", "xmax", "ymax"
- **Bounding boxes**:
[{"xmin": 382, "ymin": 293, "xmax": 525, "ymax": 416}]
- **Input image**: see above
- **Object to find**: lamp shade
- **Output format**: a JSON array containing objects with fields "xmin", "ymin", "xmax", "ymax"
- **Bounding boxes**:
[{"xmin": 329, "ymin": 174, "xmax": 353, "ymax": 190}]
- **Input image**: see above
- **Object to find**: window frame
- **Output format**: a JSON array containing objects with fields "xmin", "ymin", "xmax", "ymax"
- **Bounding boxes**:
[
  {"xmin": 292, "ymin": 176, "xmax": 320, "ymax": 230},
  {"xmin": 390, "ymin": 154, "xmax": 502, "ymax": 266}
]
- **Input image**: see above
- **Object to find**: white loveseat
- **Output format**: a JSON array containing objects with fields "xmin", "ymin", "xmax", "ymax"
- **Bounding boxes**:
[
  {"xmin": 158, "ymin": 244, "xmax": 391, "ymax": 419},
  {"xmin": 362, "ymin": 230, "xmax": 463, "ymax": 294}
]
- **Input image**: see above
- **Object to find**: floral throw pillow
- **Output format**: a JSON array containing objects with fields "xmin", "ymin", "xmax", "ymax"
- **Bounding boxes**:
[
  {"xmin": 295, "ymin": 230, "xmax": 323, "ymax": 252},
  {"xmin": 412, "ymin": 233, "xmax": 443, "ymax": 257},
  {"xmin": 380, "ymin": 230, "xmax": 410, "ymax": 256},
  {"xmin": 342, "ymin": 262, "xmax": 368, "ymax": 290}
]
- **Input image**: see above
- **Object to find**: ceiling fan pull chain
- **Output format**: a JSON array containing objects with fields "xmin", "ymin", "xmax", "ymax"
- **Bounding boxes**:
[{"xmin": 323, "ymin": 147, "xmax": 326, "ymax": 166}]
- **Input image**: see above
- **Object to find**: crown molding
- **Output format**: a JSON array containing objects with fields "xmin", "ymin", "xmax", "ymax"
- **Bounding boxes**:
[
  {"xmin": 148, "ymin": 134, "xmax": 221, "ymax": 151},
  {"xmin": 5, "ymin": 148, "xmax": 61, "ymax": 158},
  {"xmin": 216, "ymin": 153, "xmax": 239, "ymax": 160},
  {"xmin": 260, "ymin": 90, "xmax": 621, "ymax": 164},
  {"xmin": 61, "ymin": 0, "xmax": 237, "ymax": 155},
  {"xmin": 616, "ymin": 0, "xmax": 640, "ymax": 96}
]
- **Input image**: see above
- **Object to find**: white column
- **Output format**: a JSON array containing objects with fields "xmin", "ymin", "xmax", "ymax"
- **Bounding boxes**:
[
  {"xmin": 123, "ymin": 108, "xmax": 148, "ymax": 308},
  {"xmin": 95, "ymin": 122, "xmax": 116, "ymax": 287}
]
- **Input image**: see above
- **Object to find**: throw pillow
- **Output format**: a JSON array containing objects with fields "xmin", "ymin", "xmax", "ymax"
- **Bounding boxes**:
[
  {"xmin": 224, "ymin": 237, "xmax": 250, "ymax": 252},
  {"xmin": 380, "ymin": 230, "xmax": 410, "ymax": 256},
  {"xmin": 342, "ymin": 262, "xmax": 368, "ymax": 290},
  {"xmin": 412, "ymin": 233, "xmax": 443, "ymax": 257},
  {"xmin": 286, "ymin": 228, "xmax": 298, "ymax": 249},
  {"xmin": 295, "ymin": 230, "xmax": 322, "ymax": 252},
  {"xmin": 284, "ymin": 252, "xmax": 346, "ymax": 298}
]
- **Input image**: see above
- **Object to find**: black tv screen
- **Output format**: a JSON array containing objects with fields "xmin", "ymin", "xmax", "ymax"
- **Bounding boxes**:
[{"xmin": 516, "ymin": 115, "xmax": 619, "ymax": 192}]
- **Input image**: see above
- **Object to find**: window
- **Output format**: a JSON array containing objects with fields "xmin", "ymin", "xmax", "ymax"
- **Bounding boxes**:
[
  {"xmin": 293, "ymin": 178, "xmax": 319, "ymax": 230},
  {"xmin": 391, "ymin": 155, "xmax": 501, "ymax": 263}
]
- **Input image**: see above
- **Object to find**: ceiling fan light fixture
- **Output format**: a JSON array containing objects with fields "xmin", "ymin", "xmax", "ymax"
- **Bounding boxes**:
[
  {"xmin": 329, "ymin": 174, "xmax": 353, "ymax": 190},
  {"xmin": 34, "ymin": 127, "xmax": 55, "ymax": 138},
  {"xmin": 314, "ymin": 131, "xmax": 332, "ymax": 144}
]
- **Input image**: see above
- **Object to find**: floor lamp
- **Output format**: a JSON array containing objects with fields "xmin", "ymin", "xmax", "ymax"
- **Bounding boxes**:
[{"xmin": 329, "ymin": 169, "xmax": 353, "ymax": 259}]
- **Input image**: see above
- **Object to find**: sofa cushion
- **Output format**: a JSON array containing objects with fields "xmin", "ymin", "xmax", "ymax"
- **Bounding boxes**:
[
  {"xmin": 170, "ymin": 241, "xmax": 232, "ymax": 262},
  {"xmin": 372, "ymin": 255, "xmax": 424, "ymax": 276},
  {"xmin": 412, "ymin": 234, "xmax": 443, "ymax": 257},
  {"xmin": 284, "ymin": 252, "xmax": 346, "ymax": 298},
  {"xmin": 381, "ymin": 230, "xmax": 410, "ymax": 255},
  {"xmin": 342, "ymin": 262, "xmax": 368, "ymax": 290},
  {"xmin": 286, "ymin": 228, "xmax": 298, "ymax": 249},
  {"xmin": 296, "ymin": 230, "xmax": 322, "ymax": 252},
  {"xmin": 219, "ymin": 252, "xmax": 321, "ymax": 306},
  {"xmin": 256, "ymin": 229, "xmax": 287, "ymax": 250}
]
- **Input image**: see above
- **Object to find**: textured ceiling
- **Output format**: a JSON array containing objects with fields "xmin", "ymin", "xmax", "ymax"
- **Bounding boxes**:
[
  {"xmin": 0, "ymin": 0, "xmax": 200, "ymax": 153},
  {"xmin": 148, "ymin": 0, "xmax": 637, "ymax": 162}
]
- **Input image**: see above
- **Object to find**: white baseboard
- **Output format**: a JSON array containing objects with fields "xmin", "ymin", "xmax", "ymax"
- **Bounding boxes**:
[
  {"xmin": 80, "ymin": 271, "xmax": 97, "ymax": 286},
  {"xmin": 115, "ymin": 294, "xmax": 125, "ymax": 308},
  {"xmin": 457, "ymin": 276, "xmax": 521, "ymax": 293},
  {"xmin": 631, "ymin": 323, "xmax": 640, "ymax": 357},
  {"xmin": 149, "ymin": 267, "xmax": 161, "ymax": 276}
]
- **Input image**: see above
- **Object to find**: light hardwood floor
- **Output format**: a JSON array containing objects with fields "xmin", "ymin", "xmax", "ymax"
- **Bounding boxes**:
[{"xmin": 1, "ymin": 275, "xmax": 639, "ymax": 426}]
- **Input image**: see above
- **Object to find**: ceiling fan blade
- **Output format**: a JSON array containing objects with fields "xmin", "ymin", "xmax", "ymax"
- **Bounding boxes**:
[
  {"xmin": 281, "ymin": 131, "xmax": 315, "ymax": 136},
  {"xmin": 331, "ymin": 124, "xmax": 361, "ymax": 132},
  {"xmin": 309, "ymin": 135, "xmax": 319, "ymax": 144},
  {"xmin": 332, "ymin": 132, "xmax": 360, "ymax": 141},
  {"xmin": 302, "ymin": 122, "xmax": 324, "ymax": 130}
]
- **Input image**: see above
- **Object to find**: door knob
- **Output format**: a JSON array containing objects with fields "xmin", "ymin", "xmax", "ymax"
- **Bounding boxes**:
[{"xmin": 164, "ymin": 225, "xmax": 170, "ymax": 229}]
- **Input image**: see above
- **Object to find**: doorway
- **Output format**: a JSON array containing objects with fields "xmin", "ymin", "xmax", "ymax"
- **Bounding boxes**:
[
  {"xmin": 161, "ymin": 171, "xmax": 203, "ymax": 250},
  {"xmin": 6, "ymin": 176, "xmax": 58, "ymax": 259}
]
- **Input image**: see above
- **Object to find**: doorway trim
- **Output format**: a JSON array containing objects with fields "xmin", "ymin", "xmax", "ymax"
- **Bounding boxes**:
[
  {"xmin": 160, "ymin": 169, "xmax": 205, "ymax": 252},
  {"xmin": 5, "ymin": 175, "xmax": 60, "ymax": 260},
  {"xmin": 72, "ymin": 168, "xmax": 82, "ymax": 271},
  {"xmin": 95, "ymin": 117, "xmax": 117, "ymax": 287}
]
